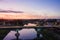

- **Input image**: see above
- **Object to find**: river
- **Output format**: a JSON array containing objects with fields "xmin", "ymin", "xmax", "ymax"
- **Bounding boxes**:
[{"xmin": 4, "ymin": 28, "xmax": 43, "ymax": 40}]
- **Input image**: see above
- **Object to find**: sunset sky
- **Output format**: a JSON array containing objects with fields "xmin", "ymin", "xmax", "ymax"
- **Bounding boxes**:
[{"xmin": 0, "ymin": 0, "xmax": 60, "ymax": 19}]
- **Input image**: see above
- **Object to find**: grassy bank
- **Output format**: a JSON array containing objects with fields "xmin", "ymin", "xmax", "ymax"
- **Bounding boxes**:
[{"xmin": 0, "ymin": 30, "xmax": 10, "ymax": 40}]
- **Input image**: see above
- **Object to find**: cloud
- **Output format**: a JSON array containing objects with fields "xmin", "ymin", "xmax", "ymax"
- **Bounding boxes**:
[{"xmin": 0, "ymin": 9, "xmax": 24, "ymax": 13}]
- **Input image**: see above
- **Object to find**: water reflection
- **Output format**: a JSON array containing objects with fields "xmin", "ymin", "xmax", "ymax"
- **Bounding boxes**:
[{"xmin": 4, "ymin": 29, "xmax": 37, "ymax": 40}]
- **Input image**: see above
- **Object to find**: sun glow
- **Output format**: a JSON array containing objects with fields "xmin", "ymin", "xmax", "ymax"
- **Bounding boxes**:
[{"xmin": 0, "ymin": 13, "xmax": 45, "ymax": 19}]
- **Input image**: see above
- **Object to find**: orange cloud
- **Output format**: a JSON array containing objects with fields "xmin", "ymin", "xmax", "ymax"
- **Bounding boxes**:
[{"xmin": 0, "ymin": 13, "xmax": 45, "ymax": 19}]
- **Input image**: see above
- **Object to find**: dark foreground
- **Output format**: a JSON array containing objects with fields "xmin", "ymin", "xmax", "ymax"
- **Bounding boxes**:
[{"xmin": 0, "ymin": 27, "xmax": 60, "ymax": 40}]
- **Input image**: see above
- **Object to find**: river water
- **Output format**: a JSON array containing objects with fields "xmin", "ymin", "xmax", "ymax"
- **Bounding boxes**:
[{"xmin": 3, "ymin": 28, "xmax": 41, "ymax": 40}]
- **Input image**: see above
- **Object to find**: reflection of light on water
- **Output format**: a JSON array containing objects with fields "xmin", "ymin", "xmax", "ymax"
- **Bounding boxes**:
[
  {"xmin": 19, "ymin": 29, "xmax": 37, "ymax": 39},
  {"xmin": 4, "ymin": 29, "xmax": 37, "ymax": 40},
  {"xmin": 3, "ymin": 31, "xmax": 16, "ymax": 40},
  {"xmin": 24, "ymin": 23, "xmax": 36, "ymax": 26}
]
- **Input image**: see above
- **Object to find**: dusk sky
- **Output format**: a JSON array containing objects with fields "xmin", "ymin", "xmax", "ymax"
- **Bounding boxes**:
[{"xmin": 0, "ymin": 0, "xmax": 60, "ymax": 19}]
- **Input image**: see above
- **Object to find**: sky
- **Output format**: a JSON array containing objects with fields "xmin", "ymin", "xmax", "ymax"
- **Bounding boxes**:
[{"xmin": 0, "ymin": 0, "xmax": 60, "ymax": 19}]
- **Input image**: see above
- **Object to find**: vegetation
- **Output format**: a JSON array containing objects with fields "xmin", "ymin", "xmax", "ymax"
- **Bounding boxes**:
[{"xmin": 0, "ymin": 30, "xmax": 10, "ymax": 40}]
